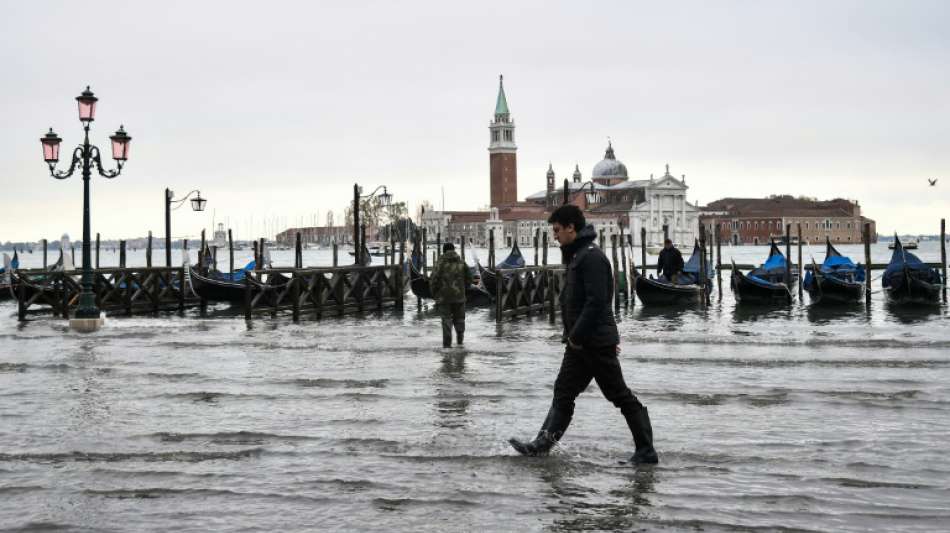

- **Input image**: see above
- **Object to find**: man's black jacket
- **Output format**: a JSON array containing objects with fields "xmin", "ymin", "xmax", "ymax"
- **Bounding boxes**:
[
  {"xmin": 656, "ymin": 247, "xmax": 684, "ymax": 280},
  {"xmin": 560, "ymin": 224, "xmax": 620, "ymax": 348}
]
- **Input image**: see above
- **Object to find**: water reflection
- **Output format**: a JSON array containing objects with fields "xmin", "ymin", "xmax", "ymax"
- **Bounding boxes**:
[
  {"xmin": 433, "ymin": 351, "xmax": 470, "ymax": 429},
  {"xmin": 730, "ymin": 304, "xmax": 795, "ymax": 324},
  {"xmin": 541, "ymin": 460, "xmax": 658, "ymax": 531},
  {"xmin": 883, "ymin": 303, "xmax": 944, "ymax": 325},
  {"xmin": 805, "ymin": 301, "xmax": 868, "ymax": 325}
]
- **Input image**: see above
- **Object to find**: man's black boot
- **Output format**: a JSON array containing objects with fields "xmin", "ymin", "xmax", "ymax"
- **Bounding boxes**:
[
  {"xmin": 622, "ymin": 404, "xmax": 658, "ymax": 464},
  {"xmin": 509, "ymin": 405, "xmax": 572, "ymax": 456},
  {"xmin": 455, "ymin": 323, "xmax": 464, "ymax": 345}
]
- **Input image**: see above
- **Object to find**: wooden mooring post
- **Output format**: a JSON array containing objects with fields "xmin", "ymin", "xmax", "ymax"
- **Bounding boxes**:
[
  {"xmin": 619, "ymin": 225, "xmax": 628, "ymax": 305},
  {"xmin": 941, "ymin": 218, "xmax": 947, "ymax": 303},
  {"xmin": 541, "ymin": 231, "xmax": 548, "ymax": 265},
  {"xmin": 533, "ymin": 229, "xmax": 539, "ymax": 266},
  {"xmin": 42, "ymin": 239, "xmax": 47, "ymax": 269},
  {"xmin": 422, "ymin": 228, "xmax": 428, "ymax": 274},
  {"xmin": 95, "ymin": 233, "xmax": 100, "ymax": 269},
  {"xmin": 640, "ymin": 227, "xmax": 647, "ymax": 276},
  {"xmin": 119, "ymin": 240, "xmax": 127, "ymax": 268},
  {"xmin": 332, "ymin": 241, "xmax": 338, "ymax": 267},
  {"xmin": 863, "ymin": 222, "xmax": 872, "ymax": 306},
  {"xmin": 699, "ymin": 224, "xmax": 708, "ymax": 305},
  {"xmin": 436, "ymin": 231, "xmax": 441, "ymax": 261},
  {"xmin": 797, "ymin": 223, "xmax": 803, "ymax": 300},
  {"xmin": 146, "ymin": 231, "xmax": 153, "ymax": 268},
  {"xmin": 610, "ymin": 234, "xmax": 620, "ymax": 309},
  {"xmin": 599, "ymin": 228, "xmax": 605, "ymax": 250},
  {"xmin": 295, "ymin": 232, "xmax": 303, "ymax": 268},
  {"xmin": 628, "ymin": 234, "xmax": 636, "ymax": 306},
  {"xmin": 228, "ymin": 229, "xmax": 234, "ymax": 277},
  {"xmin": 662, "ymin": 224, "xmax": 669, "ymax": 243},
  {"xmin": 488, "ymin": 229, "xmax": 495, "ymax": 269},
  {"xmin": 785, "ymin": 224, "xmax": 792, "ymax": 303},
  {"xmin": 716, "ymin": 223, "xmax": 723, "ymax": 299}
]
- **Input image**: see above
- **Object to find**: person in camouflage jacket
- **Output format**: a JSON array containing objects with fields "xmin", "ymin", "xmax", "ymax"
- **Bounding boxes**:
[{"xmin": 430, "ymin": 243, "xmax": 473, "ymax": 347}]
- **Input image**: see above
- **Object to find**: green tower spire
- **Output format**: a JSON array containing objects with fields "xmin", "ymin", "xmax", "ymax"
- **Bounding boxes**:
[{"xmin": 495, "ymin": 74, "xmax": 509, "ymax": 117}]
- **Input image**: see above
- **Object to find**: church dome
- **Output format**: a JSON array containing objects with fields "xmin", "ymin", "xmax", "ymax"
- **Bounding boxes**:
[{"xmin": 592, "ymin": 142, "xmax": 628, "ymax": 179}]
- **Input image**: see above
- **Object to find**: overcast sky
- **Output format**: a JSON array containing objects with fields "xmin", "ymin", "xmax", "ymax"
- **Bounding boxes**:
[{"xmin": 2, "ymin": 0, "xmax": 948, "ymax": 242}]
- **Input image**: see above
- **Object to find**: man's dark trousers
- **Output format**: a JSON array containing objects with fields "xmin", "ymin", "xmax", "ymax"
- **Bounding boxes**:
[
  {"xmin": 553, "ymin": 344, "xmax": 644, "ymax": 416},
  {"xmin": 439, "ymin": 302, "xmax": 465, "ymax": 347}
]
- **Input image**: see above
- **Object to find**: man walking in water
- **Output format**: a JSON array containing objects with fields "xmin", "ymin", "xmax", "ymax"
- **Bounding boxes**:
[
  {"xmin": 509, "ymin": 205, "xmax": 658, "ymax": 464},
  {"xmin": 431, "ymin": 242, "xmax": 472, "ymax": 348}
]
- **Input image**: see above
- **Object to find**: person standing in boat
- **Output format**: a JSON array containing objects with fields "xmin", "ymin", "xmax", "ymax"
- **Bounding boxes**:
[
  {"xmin": 656, "ymin": 238, "xmax": 684, "ymax": 282},
  {"xmin": 509, "ymin": 205, "xmax": 658, "ymax": 464},
  {"xmin": 430, "ymin": 242, "xmax": 473, "ymax": 348}
]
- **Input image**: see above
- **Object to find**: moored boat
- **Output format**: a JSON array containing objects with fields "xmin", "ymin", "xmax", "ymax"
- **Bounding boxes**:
[
  {"xmin": 731, "ymin": 241, "xmax": 795, "ymax": 305},
  {"xmin": 882, "ymin": 236, "xmax": 941, "ymax": 305},
  {"xmin": 476, "ymin": 243, "xmax": 526, "ymax": 297},
  {"xmin": 635, "ymin": 242, "xmax": 714, "ymax": 306},
  {"xmin": 803, "ymin": 239, "xmax": 865, "ymax": 305}
]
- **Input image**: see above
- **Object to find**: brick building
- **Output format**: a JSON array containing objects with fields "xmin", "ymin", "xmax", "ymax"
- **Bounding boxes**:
[{"xmin": 699, "ymin": 196, "xmax": 877, "ymax": 245}]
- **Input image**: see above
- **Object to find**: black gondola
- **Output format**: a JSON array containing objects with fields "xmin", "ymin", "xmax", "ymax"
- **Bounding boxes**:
[
  {"xmin": 803, "ymin": 239, "xmax": 865, "ymax": 304},
  {"xmin": 635, "ymin": 242, "xmax": 714, "ymax": 306},
  {"xmin": 189, "ymin": 260, "xmax": 288, "ymax": 304},
  {"xmin": 882, "ymin": 235, "xmax": 941, "ymax": 305},
  {"xmin": 476, "ymin": 243, "xmax": 526, "ymax": 297},
  {"xmin": 731, "ymin": 241, "xmax": 795, "ymax": 305}
]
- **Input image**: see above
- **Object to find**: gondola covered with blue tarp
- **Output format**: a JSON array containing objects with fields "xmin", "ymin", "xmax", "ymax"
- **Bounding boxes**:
[
  {"xmin": 731, "ymin": 241, "xmax": 795, "ymax": 304},
  {"xmin": 189, "ymin": 260, "xmax": 269, "ymax": 303},
  {"xmin": 477, "ymin": 243, "xmax": 525, "ymax": 297},
  {"xmin": 803, "ymin": 239, "xmax": 865, "ymax": 304},
  {"xmin": 636, "ymin": 242, "xmax": 712, "ymax": 305},
  {"xmin": 882, "ymin": 235, "xmax": 941, "ymax": 305}
]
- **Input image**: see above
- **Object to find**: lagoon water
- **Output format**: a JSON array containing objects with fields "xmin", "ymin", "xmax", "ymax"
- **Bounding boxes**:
[{"xmin": 1, "ymin": 242, "xmax": 948, "ymax": 531}]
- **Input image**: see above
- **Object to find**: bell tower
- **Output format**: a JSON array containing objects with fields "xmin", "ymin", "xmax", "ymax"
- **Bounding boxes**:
[
  {"xmin": 546, "ymin": 163, "xmax": 555, "ymax": 209},
  {"xmin": 489, "ymin": 75, "xmax": 517, "ymax": 206}
]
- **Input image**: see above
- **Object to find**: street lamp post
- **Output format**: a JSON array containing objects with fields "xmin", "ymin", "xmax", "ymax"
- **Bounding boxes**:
[
  {"xmin": 352, "ymin": 183, "xmax": 392, "ymax": 265},
  {"xmin": 165, "ymin": 189, "xmax": 208, "ymax": 266},
  {"xmin": 41, "ymin": 86, "xmax": 131, "ymax": 332},
  {"xmin": 562, "ymin": 178, "xmax": 601, "ymax": 206}
]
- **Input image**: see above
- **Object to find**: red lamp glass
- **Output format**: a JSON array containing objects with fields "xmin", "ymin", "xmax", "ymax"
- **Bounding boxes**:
[
  {"xmin": 41, "ymin": 128, "xmax": 62, "ymax": 163},
  {"xmin": 109, "ymin": 125, "xmax": 131, "ymax": 161},
  {"xmin": 76, "ymin": 86, "xmax": 98, "ymax": 122}
]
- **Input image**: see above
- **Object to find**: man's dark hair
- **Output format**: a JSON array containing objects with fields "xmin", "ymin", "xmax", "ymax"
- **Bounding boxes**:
[
  {"xmin": 547, "ymin": 205, "xmax": 586, "ymax": 232},
  {"xmin": 442, "ymin": 242, "xmax": 455, "ymax": 253},
  {"xmin": 664, "ymin": 238, "xmax": 672, "ymax": 245}
]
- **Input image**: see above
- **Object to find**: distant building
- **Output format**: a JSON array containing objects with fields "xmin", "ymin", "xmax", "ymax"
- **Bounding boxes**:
[
  {"xmin": 422, "ymin": 76, "xmax": 701, "ymax": 250},
  {"xmin": 698, "ymin": 196, "xmax": 877, "ymax": 245}
]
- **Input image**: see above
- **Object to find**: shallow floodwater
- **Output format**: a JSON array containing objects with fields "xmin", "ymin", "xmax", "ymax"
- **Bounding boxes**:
[{"xmin": 1, "ymin": 242, "xmax": 948, "ymax": 531}]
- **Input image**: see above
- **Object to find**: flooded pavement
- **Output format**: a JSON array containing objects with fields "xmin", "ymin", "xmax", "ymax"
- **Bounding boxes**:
[{"xmin": 1, "ymin": 243, "xmax": 948, "ymax": 531}]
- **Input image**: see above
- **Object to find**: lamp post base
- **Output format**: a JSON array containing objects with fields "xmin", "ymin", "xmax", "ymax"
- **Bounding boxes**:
[{"xmin": 69, "ymin": 315, "xmax": 104, "ymax": 333}]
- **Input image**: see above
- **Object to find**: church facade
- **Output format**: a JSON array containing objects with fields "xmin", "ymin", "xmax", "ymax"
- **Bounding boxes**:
[{"xmin": 422, "ymin": 76, "xmax": 701, "ymax": 249}]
